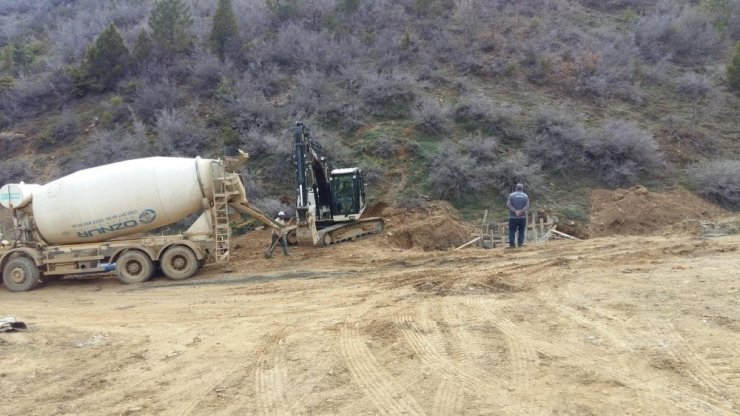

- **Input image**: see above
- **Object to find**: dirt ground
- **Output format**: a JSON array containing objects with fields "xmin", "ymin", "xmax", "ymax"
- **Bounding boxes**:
[{"xmin": 1, "ymin": 189, "xmax": 739, "ymax": 416}]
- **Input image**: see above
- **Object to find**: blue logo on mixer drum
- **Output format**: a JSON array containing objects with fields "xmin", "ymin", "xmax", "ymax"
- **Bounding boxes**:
[
  {"xmin": 0, "ymin": 192, "xmax": 20, "ymax": 201},
  {"xmin": 139, "ymin": 209, "xmax": 157, "ymax": 224}
]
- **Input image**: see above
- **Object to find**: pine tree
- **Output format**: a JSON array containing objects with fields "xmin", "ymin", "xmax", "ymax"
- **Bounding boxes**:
[
  {"xmin": 133, "ymin": 29, "xmax": 153, "ymax": 65},
  {"xmin": 266, "ymin": 0, "xmax": 298, "ymax": 22},
  {"xmin": 210, "ymin": 0, "xmax": 239, "ymax": 62},
  {"xmin": 338, "ymin": 0, "xmax": 361, "ymax": 14},
  {"xmin": 73, "ymin": 23, "xmax": 130, "ymax": 93},
  {"xmin": 149, "ymin": 0, "xmax": 193, "ymax": 57},
  {"xmin": 728, "ymin": 42, "xmax": 740, "ymax": 93},
  {"xmin": 1, "ymin": 42, "xmax": 34, "ymax": 74}
]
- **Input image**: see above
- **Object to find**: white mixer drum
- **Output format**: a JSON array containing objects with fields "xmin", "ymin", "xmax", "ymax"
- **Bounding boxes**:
[{"xmin": 29, "ymin": 157, "xmax": 216, "ymax": 244}]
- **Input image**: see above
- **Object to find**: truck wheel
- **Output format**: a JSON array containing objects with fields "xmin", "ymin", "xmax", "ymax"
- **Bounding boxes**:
[
  {"xmin": 116, "ymin": 251, "xmax": 154, "ymax": 284},
  {"xmin": 2, "ymin": 256, "xmax": 40, "ymax": 292},
  {"xmin": 160, "ymin": 246, "xmax": 198, "ymax": 281}
]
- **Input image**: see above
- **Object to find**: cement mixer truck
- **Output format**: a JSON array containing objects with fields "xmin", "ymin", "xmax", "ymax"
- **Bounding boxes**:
[{"xmin": 0, "ymin": 152, "xmax": 281, "ymax": 292}]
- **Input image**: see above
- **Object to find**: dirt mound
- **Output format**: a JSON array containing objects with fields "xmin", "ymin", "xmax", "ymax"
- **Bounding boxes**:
[
  {"xmin": 381, "ymin": 200, "xmax": 473, "ymax": 251},
  {"xmin": 588, "ymin": 185, "xmax": 726, "ymax": 237},
  {"xmin": 227, "ymin": 200, "xmax": 473, "ymax": 255},
  {"xmin": 364, "ymin": 201, "xmax": 388, "ymax": 217},
  {"xmin": 231, "ymin": 228, "xmax": 272, "ymax": 261}
]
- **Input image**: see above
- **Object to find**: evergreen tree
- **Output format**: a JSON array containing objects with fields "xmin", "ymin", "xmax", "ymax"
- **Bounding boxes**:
[
  {"xmin": 412, "ymin": 0, "xmax": 454, "ymax": 17},
  {"xmin": 338, "ymin": 0, "xmax": 361, "ymax": 14},
  {"xmin": 149, "ymin": 0, "xmax": 193, "ymax": 57},
  {"xmin": 133, "ymin": 29, "xmax": 153, "ymax": 65},
  {"xmin": 0, "ymin": 75, "xmax": 15, "ymax": 94},
  {"xmin": 729, "ymin": 42, "xmax": 740, "ymax": 93},
  {"xmin": 73, "ymin": 23, "xmax": 130, "ymax": 93},
  {"xmin": 210, "ymin": 0, "xmax": 239, "ymax": 62},
  {"xmin": 1, "ymin": 42, "xmax": 35, "ymax": 74},
  {"xmin": 266, "ymin": 0, "xmax": 298, "ymax": 22}
]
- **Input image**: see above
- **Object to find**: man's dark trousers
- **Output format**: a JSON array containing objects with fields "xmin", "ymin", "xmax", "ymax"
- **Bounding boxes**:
[{"xmin": 508, "ymin": 217, "xmax": 526, "ymax": 247}]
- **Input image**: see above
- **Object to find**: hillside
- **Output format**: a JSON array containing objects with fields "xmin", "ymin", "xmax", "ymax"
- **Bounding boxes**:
[{"xmin": 1, "ymin": 0, "xmax": 739, "ymax": 230}]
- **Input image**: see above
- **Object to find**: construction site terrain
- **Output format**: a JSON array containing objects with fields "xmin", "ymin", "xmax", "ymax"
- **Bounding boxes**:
[{"xmin": 1, "ymin": 187, "xmax": 739, "ymax": 416}]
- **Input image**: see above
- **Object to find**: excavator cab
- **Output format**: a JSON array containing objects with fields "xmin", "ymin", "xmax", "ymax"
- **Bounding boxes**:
[{"xmin": 330, "ymin": 168, "xmax": 366, "ymax": 220}]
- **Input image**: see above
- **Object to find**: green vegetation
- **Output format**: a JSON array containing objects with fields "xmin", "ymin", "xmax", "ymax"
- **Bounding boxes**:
[
  {"xmin": 0, "ymin": 75, "xmax": 14, "ymax": 93},
  {"xmin": 1, "ymin": 42, "xmax": 34, "ymax": 73},
  {"xmin": 266, "ymin": 0, "xmax": 299, "ymax": 21},
  {"xmin": 71, "ymin": 23, "xmax": 129, "ymax": 94},
  {"xmin": 729, "ymin": 42, "xmax": 740, "ymax": 93},
  {"xmin": 337, "ymin": 0, "xmax": 362, "ymax": 14},
  {"xmin": 149, "ymin": 0, "xmax": 193, "ymax": 57},
  {"xmin": 133, "ymin": 30, "xmax": 154, "ymax": 64},
  {"xmin": 210, "ymin": 0, "xmax": 239, "ymax": 62}
]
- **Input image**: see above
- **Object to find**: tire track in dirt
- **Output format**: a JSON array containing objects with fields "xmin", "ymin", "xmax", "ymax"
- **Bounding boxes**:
[
  {"xmin": 464, "ymin": 298, "xmax": 539, "ymax": 388},
  {"xmin": 160, "ymin": 329, "xmax": 261, "ymax": 416},
  {"xmin": 534, "ymin": 289, "xmax": 650, "ymax": 412},
  {"xmin": 255, "ymin": 354, "xmax": 289, "ymax": 416},
  {"xmin": 166, "ymin": 289, "xmax": 354, "ymax": 415},
  {"xmin": 218, "ymin": 317, "xmax": 339, "ymax": 415},
  {"xmin": 574, "ymin": 240, "xmax": 725, "ymax": 267},
  {"xmin": 339, "ymin": 325, "xmax": 425, "ymax": 416},
  {"xmin": 477, "ymin": 258, "xmax": 572, "ymax": 285},
  {"xmin": 163, "ymin": 362, "xmax": 245, "ymax": 416},
  {"xmin": 649, "ymin": 318, "xmax": 732, "ymax": 400},
  {"xmin": 500, "ymin": 322, "xmax": 539, "ymax": 386},
  {"xmin": 420, "ymin": 300, "xmax": 483, "ymax": 373},
  {"xmin": 438, "ymin": 299, "xmax": 490, "ymax": 363},
  {"xmin": 467, "ymin": 298, "xmax": 569, "ymax": 358},
  {"xmin": 395, "ymin": 316, "xmax": 501, "ymax": 391},
  {"xmin": 475, "ymin": 309, "xmax": 568, "ymax": 415},
  {"xmin": 705, "ymin": 348, "xmax": 740, "ymax": 387},
  {"xmin": 159, "ymin": 320, "xmax": 289, "ymax": 416},
  {"xmin": 469, "ymin": 296, "xmax": 736, "ymax": 416},
  {"xmin": 420, "ymin": 299, "xmax": 488, "ymax": 416},
  {"xmin": 5, "ymin": 333, "xmax": 151, "ymax": 415},
  {"xmin": 536, "ymin": 290, "xmax": 635, "ymax": 353},
  {"xmin": 286, "ymin": 339, "xmax": 339, "ymax": 414},
  {"xmin": 432, "ymin": 379, "xmax": 463, "ymax": 416}
]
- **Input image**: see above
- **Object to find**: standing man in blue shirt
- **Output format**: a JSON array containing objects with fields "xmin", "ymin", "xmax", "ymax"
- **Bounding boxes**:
[{"xmin": 507, "ymin": 183, "xmax": 529, "ymax": 248}]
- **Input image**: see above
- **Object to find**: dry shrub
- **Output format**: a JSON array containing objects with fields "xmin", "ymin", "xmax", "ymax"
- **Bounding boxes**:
[
  {"xmin": 525, "ymin": 108, "xmax": 588, "ymax": 174},
  {"xmin": 584, "ymin": 120, "xmax": 664, "ymax": 187},
  {"xmin": 0, "ymin": 159, "xmax": 31, "ymax": 186},
  {"xmin": 155, "ymin": 107, "xmax": 214, "ymax": 157},
  {"xmin": 412, "ymin": 97, "xmax": 447, "ymax": 134},
  {"xmin": 688, "ymin": 160, "xmax": 740, "ymax": 210}
]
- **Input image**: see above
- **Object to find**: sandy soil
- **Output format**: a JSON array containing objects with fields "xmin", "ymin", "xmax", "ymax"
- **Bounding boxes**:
[{"xmin": 1, "ymin": 191, "xmax": 739, "ymax": 416}]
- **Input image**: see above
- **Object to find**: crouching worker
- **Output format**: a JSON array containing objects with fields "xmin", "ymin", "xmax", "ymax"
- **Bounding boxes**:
[{"xmin": 266, "ymin": 211, "xmax": 290, "ymax": 258}]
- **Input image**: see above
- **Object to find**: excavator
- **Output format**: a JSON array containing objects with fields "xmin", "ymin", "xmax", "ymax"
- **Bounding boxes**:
[{"xmin": 290, "ymin": 122, "xmax": 384, "ymax": 246}]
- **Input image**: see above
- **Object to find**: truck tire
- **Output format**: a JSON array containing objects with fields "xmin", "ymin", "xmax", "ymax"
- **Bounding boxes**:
[
  {"xmin": 160, "ymin": 246, "xmax": 198, "ymax": 281},
  {"xmin": 116, "ymin": 250, "xmax": 154, "ymax": 284},
  {"xmin": 2, "ymin": 256, "xmax": 40, "ymax": 292}
]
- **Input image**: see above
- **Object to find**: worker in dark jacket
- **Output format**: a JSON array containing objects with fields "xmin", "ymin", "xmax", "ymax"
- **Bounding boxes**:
[{"xmin": 507, "ymin": 183, "xmax": 529, "ymax": 248}]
